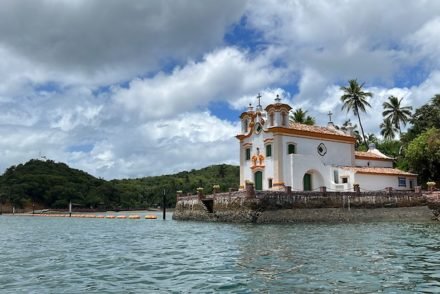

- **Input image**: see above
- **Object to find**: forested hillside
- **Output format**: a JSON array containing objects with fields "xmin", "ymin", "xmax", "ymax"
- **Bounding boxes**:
[{"xmin": 0, "ymin": 160, "xmax": 239, "ymax": 210}]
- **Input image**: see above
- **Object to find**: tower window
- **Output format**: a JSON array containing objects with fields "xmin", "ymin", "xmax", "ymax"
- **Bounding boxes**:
[
  {"xmin": 242, "ymin": 118, "xmax": 249, "ymax": 133},
  {"xmin": 266, "ymin": 144, "xmax": 272, "ymax": 157},
  {"xmin": 288, "ymin": 144, "xmax": 296, "ymax": 154},
  {"xmin": 281, "ymin": 112, "xmax": 287, "ymax": 126},
  {"xmin": 245, "ymin": 148, "xmax": 251, "ymax": 160},
  {"xmin": 268, "ymin": 178, "xmax": 273, "ymax": 188},
  {"xmin": 269, "ymin": 113, "xmax": 274, "ymax": 126}
]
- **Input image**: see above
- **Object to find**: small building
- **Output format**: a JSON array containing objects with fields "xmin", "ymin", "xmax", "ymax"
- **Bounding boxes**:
[{"xmin": 236, "ymin": 95, "xmax": 417, "ymax": 192}]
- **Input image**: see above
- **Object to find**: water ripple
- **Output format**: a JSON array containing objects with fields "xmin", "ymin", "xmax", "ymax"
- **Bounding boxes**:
[{"xmin": 1, "ymin": 216, "xmax": 440, "ymax": 292}]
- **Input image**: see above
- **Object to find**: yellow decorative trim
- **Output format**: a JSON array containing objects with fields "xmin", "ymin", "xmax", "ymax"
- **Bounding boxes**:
[
  {"xmin": 273, "ymin": 182, "xmax": 285, "ymax": 186},
  {"xmin": 269, "ymin": 127, "xmax": 356, "ymax": 144}
]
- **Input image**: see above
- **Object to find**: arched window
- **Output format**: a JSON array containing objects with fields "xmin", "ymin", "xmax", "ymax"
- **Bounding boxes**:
[
  {"xmin": 269, "ymin": 112, "xmax": 274, "ymax": 126},
  {"xmin": 281, "ymin": 112, "xmax": 287, "ymax": 126},
  {"xmin": 243, "ymin": 119, "xmax": 248, "ymax": 133}
]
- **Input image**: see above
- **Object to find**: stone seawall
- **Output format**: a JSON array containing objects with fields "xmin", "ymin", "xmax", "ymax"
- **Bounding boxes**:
[{"xmin": 173, "ymin": 189, "xmax": 432, "ymax": 223}]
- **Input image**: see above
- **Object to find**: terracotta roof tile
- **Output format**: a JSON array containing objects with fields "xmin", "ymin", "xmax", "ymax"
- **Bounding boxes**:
[
  {"xmin": 289, "ymin": 122, "xmax": 353, "ymax": 138},
  {"xmin": 340, "ymin": 166, "xmax": 417, "ymax": 176},
  {"xmin": 355, "ymin": 151, "xmax": 393, "ymax": 160}
]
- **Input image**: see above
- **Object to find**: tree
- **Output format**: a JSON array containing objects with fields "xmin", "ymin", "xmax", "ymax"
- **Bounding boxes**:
[
  {"xmin": 289, "ymin": 108, "xmax": 315, "ymax": 125},
  {"xmin": 406, "ymin": 128, "xmax": 440, "ymax": 184},
  {"xmin": 404, "ymin": 94, "xmax": 440, "ymax": 143},
  {"xmin": 382, "ymin": 95, "xmax": 412, "ymax": 135},
  {"xmin": 340, "ymin": 119, "xmax": 363, "ymax": 149},
  {"xmin": 366, "ymin": 133, "xmax": 378, "ymax": 145},
  {"xmin": 380, "ymin": 117, "xmax": 398, "ymax": 140},
  {"xmin": 340, "ymin": 79, "xmax": 373, "ymax": 149}
]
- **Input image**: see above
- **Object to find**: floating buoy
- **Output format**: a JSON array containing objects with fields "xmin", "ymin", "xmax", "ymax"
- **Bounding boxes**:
[
  {"xmin": 145, "ymin": 215, "xmax": 157, "ymax": 219},
  {"xmin": 96, "ymin": 215, "xmax": 105, "ymax": 218},
  {"xmin": 106, "ymin": 215, "xmax": 115, "ymax": 219},
  {"xmin": 116, "ymin": 215, "xmax": 127, "ymax": 219},
  {"xmin": 128, "ymin": 215, "xmax": 140, "ymax": 219}
]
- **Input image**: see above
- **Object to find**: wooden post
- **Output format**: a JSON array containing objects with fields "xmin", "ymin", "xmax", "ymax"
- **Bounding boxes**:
[
  {"xmin": 69, "ymin": 200, "xmax": 72, "ymax": 217},
  {"xmin": 163, "ymin": 189, "xmax": 166, "ymax": 220}
]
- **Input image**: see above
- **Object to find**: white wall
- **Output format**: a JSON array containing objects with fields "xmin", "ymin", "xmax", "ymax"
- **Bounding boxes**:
[
  {"xmin": 354, "ymin": 174, "xmax": 416, "ymax": 191},
  {"xmin": 355, "ymin": 159, "xmax": 393, "ymax": 168},
  {"xmin": 281, "ymin": 136, "xmax": 353, "ymax": 166},
  {"xmin": 286, "ymin": 154, "xmax": 333, "ymax": 191},
  {"xmin": 240, "ymin": 130, "xmax": 275, "ymax": 189}
]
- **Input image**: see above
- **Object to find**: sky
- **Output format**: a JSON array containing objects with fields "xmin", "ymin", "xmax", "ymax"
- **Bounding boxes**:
[{"xmin": 1, "ymin": 0, "xmax": 440, "ymax": 179}]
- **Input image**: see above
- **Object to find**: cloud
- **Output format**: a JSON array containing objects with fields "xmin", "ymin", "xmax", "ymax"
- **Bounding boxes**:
[
  {"xmin": 0, "ymin": 0, "xmax": 247, "ymax": 86},
  {"xmin": 1, "ymin": 0, "xmax": 440, "ymax": 180},
  {"xmin": 66, "ymin": 112, "xmax": 240, "ymax": 179},
  {"xmin": 111, "ymin": 47, "xmax": 286, "ymax": 120}
]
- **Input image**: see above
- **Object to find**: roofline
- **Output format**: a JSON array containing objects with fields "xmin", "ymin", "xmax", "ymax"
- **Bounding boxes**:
[
  {"xmin": 264, "ymin": 103, "xmax": 292, "ymax": 112},
  {"xmin": 356, "ymin": 171, "xmax": 418, "ymax": 177},
  {"xmin": 267, "ymin": 126, "xmax": 356, "ymax": 144},
  {"xmin": 355, "ymin": 155, "xmax": 394, "ymax": 162}
]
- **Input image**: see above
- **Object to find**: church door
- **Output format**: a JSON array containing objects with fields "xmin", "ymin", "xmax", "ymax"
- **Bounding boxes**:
[
  {"xmin": 255, "ymin": 171, "xmax": 263, "ymax": 191},
  {"xmin": 303, "ymin": 173, "xmax": 312, "ymax": 191}
]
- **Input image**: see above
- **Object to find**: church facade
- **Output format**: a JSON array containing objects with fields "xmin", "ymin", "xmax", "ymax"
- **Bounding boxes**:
[{"xmin": 236, "ymin": 95, "xmax": 417, "ymax": 192}]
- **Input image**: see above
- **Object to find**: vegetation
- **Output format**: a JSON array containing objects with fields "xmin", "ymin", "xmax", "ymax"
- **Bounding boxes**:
[
  {"xmin": 289, "ymin": 108, "xmax": 315, "ymax": 125},
  {"xmin": 375, "ymin": 94, "xmax": 440, "ymax": 184},
  {"xmin": 0, "ymin": 160, "xmax": 239, "ymax": 210},
  {"xmin": 382, "ymin": 95, "xmax": 412, "ymax": 135},
  {"xmin": 380, "ymin": 117, "xmax": 398, "ymax": 140},
  {"xmin": 405, "ymin": 128, "xmax": 440, "ymax": 184},
  {"xmin": 340, "ymin": 79, "xmax": 373, "ymax": 148}
]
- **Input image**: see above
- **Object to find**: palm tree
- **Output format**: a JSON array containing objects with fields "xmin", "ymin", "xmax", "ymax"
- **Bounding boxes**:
[
  {"xmin": 289, "ymin": 108, "xmax": 315, "ymax": 125},
  {"xmin": 340, "ymin": 79, "xmax": 372, "ymax": 148},
  {"xmin": 382, "ymin": 96, "xmax": 412, "ymax": 135},
  {"xmin": 380, "ymin": 117, "xmax": 398, "ymax": 140},
  {"xmin": 366, "ymin": 133, "xmax": 378, "ymax": 145},
  {"xmin": 341, "ymin": 119, "xmax": 362, "ymax": 148}
]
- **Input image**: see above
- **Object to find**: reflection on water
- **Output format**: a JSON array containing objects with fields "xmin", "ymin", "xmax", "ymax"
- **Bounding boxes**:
[{"xmin": 1, "ymin": 215, "xmax": 440, "ymax": 293}]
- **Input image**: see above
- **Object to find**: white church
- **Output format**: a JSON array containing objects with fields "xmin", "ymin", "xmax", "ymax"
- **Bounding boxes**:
[{"xmin": 236, "ymin": 95, "xmax": 417, "ymax": 192}]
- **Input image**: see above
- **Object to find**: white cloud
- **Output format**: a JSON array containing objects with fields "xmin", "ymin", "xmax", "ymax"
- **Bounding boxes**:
[
  {"xmin": 1, "ymin": 0, "xmax": 440, "ymax": 180},
  {"xmin": 0, "ymin": 1, "xmax": 247, "ymax": 86},
  {"xmin": 112, "ymin": 47, "xmax": 286, "ymax": 120}
]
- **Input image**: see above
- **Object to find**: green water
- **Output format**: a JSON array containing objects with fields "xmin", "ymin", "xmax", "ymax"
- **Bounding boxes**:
[{"xmin": 1, "ymin": 214, "xmax": 440, "ymax": 293}]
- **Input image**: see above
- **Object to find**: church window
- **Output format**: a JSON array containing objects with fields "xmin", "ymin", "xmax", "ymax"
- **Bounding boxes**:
[
  {"xmin": 268, "ymin": 178, "xmax": 273, "ymax": 188},
  {"xmin": 317, "ymin": 143, "xmax": 327, "ymax": 156},
  {"xmin": 342, "ymin": 177, "xmax": 348, "ymax": 184},
  {"xmin": 243, "ymin": 119, "xmax": 248, "ymax": 133},
  {"xmin": 266, "ymin": 144, "xmax": 272, "ymax": 157},
  {"xmin": 269, "ymin": 113, "xmax": 274, "ymax": 126},
  {"xmin": 245, "ymin": 148, "xmax": 251, "ymax": 160},
  {"xmin": 398, "ymin": 177, "xmax": 406, "ymax": 187},
  {"xmin": 255, "ymin": 122, "xmax": 262, "ymax": 134},
  {"xmin": 288, "ymin": 144, "xmax": 296, "ymax": 154},
  {"xmin": 281, "ymin": 112, "xmax": 287, "ymax": 126}
]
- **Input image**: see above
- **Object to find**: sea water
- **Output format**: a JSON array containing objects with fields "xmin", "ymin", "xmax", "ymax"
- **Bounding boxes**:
[{"xmin": 1, "ymin": 214, "xmax": 440, "ymax": 293}]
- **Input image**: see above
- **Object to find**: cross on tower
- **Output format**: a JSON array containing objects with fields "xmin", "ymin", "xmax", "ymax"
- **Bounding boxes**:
[
  {"xmin": 256, "ymin": 93, "xmax": 261, "ymax": 106},
  {"xmin": 328, "ymin": 111, "xmax": 333, "ymax": 122}
]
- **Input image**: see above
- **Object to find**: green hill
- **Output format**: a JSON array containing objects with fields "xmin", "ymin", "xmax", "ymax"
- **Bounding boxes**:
[{"xmin": 0, "ymin": 159, "xmax": 239, "ymax": 210}]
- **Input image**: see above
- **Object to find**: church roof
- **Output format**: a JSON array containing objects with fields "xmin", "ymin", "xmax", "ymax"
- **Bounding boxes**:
[
  {"xmin": 263, "ymin": 122, "xmax": 356, "ymax": 143},
  {"xmin": 288, "ymin": 122, "xmax": 353, "ymax": 138},
  {"xmin": 340, "ymin": 166, "xmax": 417, "ymax": 176},
  {"xmin": 354, "ymin": 151, "xmax": 393, "ymax": 161}
]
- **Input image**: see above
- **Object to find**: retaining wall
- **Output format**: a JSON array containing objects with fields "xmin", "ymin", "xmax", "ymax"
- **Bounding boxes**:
[{"xmin": 173, "ymin": 189, "xmax": 431, "ymax": 223}]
